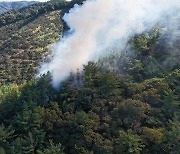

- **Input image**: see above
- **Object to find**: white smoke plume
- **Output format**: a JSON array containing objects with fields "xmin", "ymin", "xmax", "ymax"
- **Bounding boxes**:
[{"xmin": 39, "ymin": 0, "xmax": 180, "ymax": 88}]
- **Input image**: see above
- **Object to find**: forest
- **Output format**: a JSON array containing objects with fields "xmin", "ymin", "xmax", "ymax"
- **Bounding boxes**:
[{"xmin": 0, "ymin": 0, "xmax": 180, "ymax": 154}]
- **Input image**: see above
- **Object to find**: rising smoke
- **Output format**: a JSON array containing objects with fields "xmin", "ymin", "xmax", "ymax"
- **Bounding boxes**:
[{"xmin": 39, "ymin": 0, "xmax": 180, "ymax": 88}]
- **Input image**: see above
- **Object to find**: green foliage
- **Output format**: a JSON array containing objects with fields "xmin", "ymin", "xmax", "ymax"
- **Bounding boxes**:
[
  {"xmin": 0, "ymin": 1, "xmax": 180, "ymax": 153},
  {"xmin": 0, "ymin": 1, "xmax": 65, "ymax": 85},
  {"xmin": 165, "ymin": 119, "xmax": 180, "ymax": 154},
  {"xmin": 131, "ymin": 28, "xmax": 161, "ymax": 56},
  {"xmin": 112, "ymin": 99, "xmax": 150, "ymax": 130},
  {"xmin": 115, "ymin": 130, "xmax": 144, "ymax": 154},
  {"xmin": 0, "ymin": 124, "xmax": 15, "ymax": 153},
  {"xmin": 10, "ymin": 130, "xmax": 46, "ymax": 154},
  {"xmin": 0, "ymin": 69, "xmax": 179, "ymax": 153},
  {"xmin": 143, "ymin": 127, "xmax": 165, "ymax": 144},
  {"xmin": 37, "ymin": 140, "xmax": 64, "ymax": 154}
]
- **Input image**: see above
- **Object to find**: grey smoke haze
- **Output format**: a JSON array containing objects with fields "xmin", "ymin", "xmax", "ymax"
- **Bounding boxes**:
[{"xmin": 39, "ymin": 0, "xmax": 180, "ymax": 88}]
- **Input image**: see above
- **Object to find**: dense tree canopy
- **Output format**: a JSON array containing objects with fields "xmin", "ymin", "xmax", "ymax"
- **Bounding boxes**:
[{"xmin": 0, "ymin": 0, "xmax": 180, "ymax": 153}]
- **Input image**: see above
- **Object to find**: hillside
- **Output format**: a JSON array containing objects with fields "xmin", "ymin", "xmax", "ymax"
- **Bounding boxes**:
[
  {"xmin": 0, "ymin": 0, "xmax": 84, "ymax": 85},
  {"xmin": 0, "ymin": 10, "xmax": 63, "ymax": 84},
  {"xmin": 0, "ymin": 0, "xmax": 180, "ymax": 154},
  {"xmin": 0, "ymin": 1, "xmax": 37, "ymax": 14}
]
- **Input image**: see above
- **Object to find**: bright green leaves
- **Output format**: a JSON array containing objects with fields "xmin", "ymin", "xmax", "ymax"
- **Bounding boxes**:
[
  {"xmin": 131, "ymin": 28, "xmax": 161, "ymax": 55},
  {"xmin": 143, "ymin": 127, "xmax": 165, "ymax": 144},
  {"xmin": 115, "ymin": 130, "xmax": 144, "ymax": 154},
  {"xmin": 37, "ymin": 140, "xmax": 64, "ymax": 154}
]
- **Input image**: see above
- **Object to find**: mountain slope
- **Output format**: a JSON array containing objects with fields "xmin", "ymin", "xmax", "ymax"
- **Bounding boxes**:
[
  {"xmin": 0, "ymin": 0, "xmax": 85, "ymax": 85},
  {"xmin": 0, "ymin": 0, "xmax": 179, "ymax": 154},
  {"xmin": 0, "ymin": 1, "xmax": 37, "ymax": 14},
  {"xmin": 0, "ymin": 10, "xmax": 63, "ymax": 84}
]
